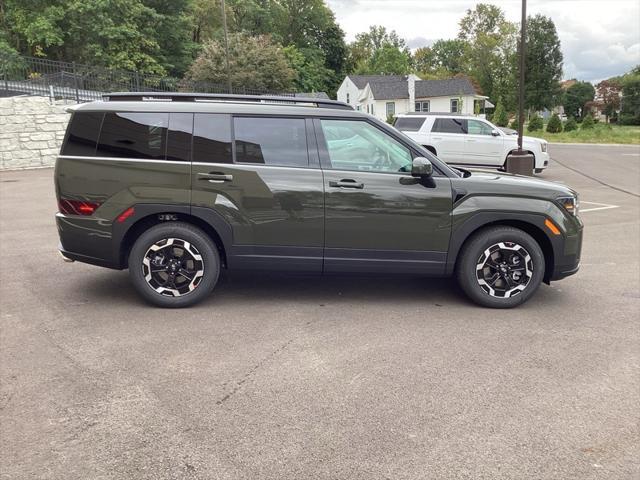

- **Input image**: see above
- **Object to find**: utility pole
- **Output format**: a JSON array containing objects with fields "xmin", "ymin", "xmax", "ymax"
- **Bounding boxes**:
[
  {"xmin": 220, "ymin": 0, "xmax": 232, "ymax": 94},
  {"xmin": 505, "ymin": 0, "xmax": 533, "ymax": 175},
  {"xmin": 517, "ymin": 0, "xmax": 527, "ymax": 152}
]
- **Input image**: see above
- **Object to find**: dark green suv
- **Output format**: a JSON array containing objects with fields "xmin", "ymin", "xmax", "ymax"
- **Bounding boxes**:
[{"xmin": 55, "ymin": 93, "xmax": 582, "ymax": 308}]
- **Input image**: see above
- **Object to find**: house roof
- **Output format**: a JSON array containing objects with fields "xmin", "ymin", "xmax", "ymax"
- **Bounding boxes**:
[
  {"xmin": 415, "ymin": 77, "xmax": 477, "ymax": 98},
  {"xmin": 348, "ymin": 75, "xmax": 406, "ymax": 89},
  {"xmin": 369, "ymin": 81, "xmax": 409, "ymax": 100}
]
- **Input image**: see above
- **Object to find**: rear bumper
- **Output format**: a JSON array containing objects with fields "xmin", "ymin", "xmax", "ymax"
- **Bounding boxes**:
[{"xmin": 56, "ymin": 213, "xmax": 122, "ymax": 269}]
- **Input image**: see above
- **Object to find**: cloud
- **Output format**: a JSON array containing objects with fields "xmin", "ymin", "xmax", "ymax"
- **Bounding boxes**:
[{"xmin": 326, "ymin": 0, "xmax": 640, "ymax": 81}]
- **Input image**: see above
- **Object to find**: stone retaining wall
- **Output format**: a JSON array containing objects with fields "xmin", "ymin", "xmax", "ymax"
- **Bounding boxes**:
[{"xmin": 0, "ymin": 96, "xmax": 72, "ymax": 169}]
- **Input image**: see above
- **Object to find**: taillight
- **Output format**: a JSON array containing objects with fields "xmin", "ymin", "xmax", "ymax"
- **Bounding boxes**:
[{"xmin": 58, "ymin": 199, "xmax": 102, "ymax": 216}]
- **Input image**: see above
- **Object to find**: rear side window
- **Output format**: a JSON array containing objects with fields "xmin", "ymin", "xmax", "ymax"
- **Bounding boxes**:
[
  {"xmin": 193, "ymin": 114, "xmax": 232, "ymax": 163},
  {"xmin": 61, "ymin": 112, "xmax": 103, "ymax": 156},
  {"xmin": 432, "ymin": 118, "xmax": 467, "ymax": 134},
  {"xmin": 394, "ymin": 117, "xmax": 426, "ymax": 132},
  {"xmin": 234, "ymin": 117, "xmax": 308, "ymax": 167},
  {"xmin": 166, "ymin": 113, "xmax": 193, "ymax": 162},
  {"xmin": 97, "ymin": 112, "xmax": 168, "ymax": 159}
]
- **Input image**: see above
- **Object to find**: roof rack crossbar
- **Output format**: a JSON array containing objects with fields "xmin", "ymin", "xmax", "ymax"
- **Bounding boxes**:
[{"xmin": 102, "ymin": 92, "xmax": 353, "ymax": 110}]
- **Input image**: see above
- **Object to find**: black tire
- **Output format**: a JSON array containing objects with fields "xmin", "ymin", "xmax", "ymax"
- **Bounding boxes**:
[
  {"xmin": 456, "ymin": 226, "xmax": 545, "ymax": 308},
  {"xmin": 128, "ymin": 222, "xmax": 220, "ymax": 308}
]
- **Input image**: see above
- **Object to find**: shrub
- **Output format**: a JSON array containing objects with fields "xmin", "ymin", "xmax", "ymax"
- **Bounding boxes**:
[
  {"xmin": 492, "ymin": 101, "xmax": 509, "ymax": 127},
  {"xmin": 386, "ymin": 114, "xmax": 395, "ymax": 125},
  {"xmin": 527, "ymin": 113, "xmax": 543, "ymax": 132},
  {"xmin": 619, "ymin": 113, "xmax": 640, "ymax": 125},
  {"xmin": 581, "ymin": 113, "xmax": 595, "ymax": 129},
  {"xmin": 509, "ymin": 116, "xmax": 519, "ymax": 130},
  {"xmin": 564, "ymin": 116, "xmax": 578, "ymax": 131},
  {"xmin": 546, "ymin": 113, "xmax": 563, "ymax": 133}
]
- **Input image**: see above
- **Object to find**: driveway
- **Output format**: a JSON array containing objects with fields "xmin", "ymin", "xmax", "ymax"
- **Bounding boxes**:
[{"xmin": 1, "ymin": 145, "xmax": 638, "ymax": 479}]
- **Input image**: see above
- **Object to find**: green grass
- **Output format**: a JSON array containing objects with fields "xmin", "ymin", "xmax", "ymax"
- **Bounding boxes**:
[{"xmin": 526, "ymin": 124, "xmax": 640, "ymax": 144}]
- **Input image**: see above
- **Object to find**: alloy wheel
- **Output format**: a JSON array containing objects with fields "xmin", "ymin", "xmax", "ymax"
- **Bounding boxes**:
[{"xmin": 142, "ymin": 238, "xmax": 204, "ymax": 297}]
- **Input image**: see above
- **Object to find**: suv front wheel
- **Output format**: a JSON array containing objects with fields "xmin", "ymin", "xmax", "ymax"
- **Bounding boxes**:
[
  {"xmin": 128, "ymin": 222, "xmax": 220, "ymax": 308},
  {"xmin": 456, "ymin": 226, "xmax": 545, "ymax": 308}
]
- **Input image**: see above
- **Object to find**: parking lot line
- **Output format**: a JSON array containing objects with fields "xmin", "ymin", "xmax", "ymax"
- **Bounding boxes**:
[{"xmin": 580, "ymin": 201, "xmax": 620, "ymax": 213}]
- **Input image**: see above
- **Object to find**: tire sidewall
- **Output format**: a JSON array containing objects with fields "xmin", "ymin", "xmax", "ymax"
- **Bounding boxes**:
[
  {"xmin": 457, "ymin": 227, "xmax": 545, "ymax": 308},
  {"xmin": 128, "ymin": 223, "xmax": 219, "ymax": 308}
]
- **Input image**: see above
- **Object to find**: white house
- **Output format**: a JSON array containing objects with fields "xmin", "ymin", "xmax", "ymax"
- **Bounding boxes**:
[{"xmin": 337, "ymin": 74, "xmax": 490, "ymax": 121}]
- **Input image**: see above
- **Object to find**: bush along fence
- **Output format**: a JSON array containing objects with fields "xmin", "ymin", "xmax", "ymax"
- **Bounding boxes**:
[{"xmin": 1, "ymin": 54, "xmax": 295, "ymax": 103}]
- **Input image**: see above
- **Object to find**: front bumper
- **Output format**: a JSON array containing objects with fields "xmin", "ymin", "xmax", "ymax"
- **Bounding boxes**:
[{"xmin": 549, "ymin": 221, "xmax": 583, "ymax": 281}]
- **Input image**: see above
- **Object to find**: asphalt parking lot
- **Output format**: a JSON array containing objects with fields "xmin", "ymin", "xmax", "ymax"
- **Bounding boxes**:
[{"xmin": 1, "ymin": 144, "xmax": 639, "ymax": 479}]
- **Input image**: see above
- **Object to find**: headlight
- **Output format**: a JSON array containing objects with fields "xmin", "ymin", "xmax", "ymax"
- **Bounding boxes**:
[
  {"xmin": 557, "ymin": 195, "xmax": 579, "ymax": 216},
  {"xmin": 540, "ymin": 142, "xmax": 547, "ymax": 153}
]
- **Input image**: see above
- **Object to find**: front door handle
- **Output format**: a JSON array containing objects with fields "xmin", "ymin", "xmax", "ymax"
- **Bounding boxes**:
[
  {"xmin": 329, "ymin": 179, "xmax": 364, "ymax": 189},
  {"xmin": 198, "ymin": 172, "xmax": 233, "ymax": 183}
]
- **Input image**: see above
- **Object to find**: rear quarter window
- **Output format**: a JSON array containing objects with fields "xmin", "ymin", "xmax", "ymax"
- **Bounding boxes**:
[
  {"xmin": 96, "ymin": 112, "xmax": 168, "ymax": 159},
  {"xmin": 61, "ymin": 112, "xmax": 103, "ymax": 156},
  {"xmin": 432, "ymin": 118, "xmax": 467, "ymax": 134},
  {"xmin": 394, "ymin": 117, "xmax": 426, "ymax": 132}
]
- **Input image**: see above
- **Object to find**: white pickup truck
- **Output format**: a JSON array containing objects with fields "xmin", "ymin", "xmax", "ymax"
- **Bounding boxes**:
[{"xmin": 394, "ymin": 113, "xmax": 549, "ymax": 173}]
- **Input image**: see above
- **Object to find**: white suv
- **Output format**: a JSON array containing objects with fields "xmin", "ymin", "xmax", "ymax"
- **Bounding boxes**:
[{"xmin": 394, "ymin": 113, "xmax": 549, "ymax": 173}]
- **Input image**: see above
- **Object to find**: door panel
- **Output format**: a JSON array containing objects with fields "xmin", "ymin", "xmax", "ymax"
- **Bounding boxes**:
[
  {"xmin": 191, "ymin": 115, "xmax": 324, "ymax": 272},
  {"xmin": 316, "ymin": 118, "xmax": 453, "ymax": 274},
  {"xmin": 465, "ymin": 119, "xmax": 504, "ymax": 165}
]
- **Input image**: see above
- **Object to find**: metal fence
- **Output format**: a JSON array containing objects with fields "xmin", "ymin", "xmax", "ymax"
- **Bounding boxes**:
[{"xmin": 1, "ymin": 54, "xmax": 295, "ymax": 102}]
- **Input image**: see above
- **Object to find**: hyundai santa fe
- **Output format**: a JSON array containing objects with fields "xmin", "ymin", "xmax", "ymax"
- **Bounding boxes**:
[{"xmin": 55, "ymin": 92, "xmax": 582, "ymax": 308}]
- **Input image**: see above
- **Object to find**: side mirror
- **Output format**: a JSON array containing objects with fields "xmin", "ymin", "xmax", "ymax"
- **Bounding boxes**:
[
  {"xmin": 411, "ymin": 157, "xmax": 433, "ymax": 177},
  {"xmin": 491, "ymin": 129, "xmax": 501, "ymax": 136}
]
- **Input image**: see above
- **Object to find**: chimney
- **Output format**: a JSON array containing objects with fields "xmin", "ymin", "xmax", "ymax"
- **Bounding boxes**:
[{"xmin": 407, "ymin": 75, "xmax": 416, "ymax": 112}]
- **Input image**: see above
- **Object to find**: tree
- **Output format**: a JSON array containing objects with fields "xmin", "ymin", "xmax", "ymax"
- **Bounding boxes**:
[
  {"xmin": 564, "ymin": 116, "xmax": 577, "ymax": 131},
  {"xmin": 527, "ymin": 113, "xmax": 543, "ymax": 131},
  {"xmin": 413, "ymin": 46, "xmax": 435, "ymax": 73},
  {"xmin": 563, "ymin": 81, "xmax": 595, "ymax": 119},
  {"xmin": 595, "ymin": 79, "xmax": 622, "ymax": 123},
  {"xmin": 283, "ymin": 45, "xmax": 332, "ymax": 92},
  {"xmin": 524, "ymin": 14, "xmax": 563, "ymax": 111},
  {"xmin": 492, "ymin": 101, "xmax": 509, "ymax": 127},
  {"xmin": 546, "ymin": 113, "xmax": 563, "ymax": 133},
  {"xmin": 430, "ymin": 39, "xmax": 466, "ymax": 73},
  {"xmin": 620, "ymin": 67, "xmax": 640, "ymax": 125},
  {"xmin": 581, "ymin": 113, "xmax": 595, "ymax": 129},
  {"xmin": 347, "ymin": 25, "xmax": 411, "ymax": 75},
  {"xmin": 185, "ymin": 33, "xmax": 295, "ymax": 91},
  {"xmin": 457, "ymin": 4, "xmax": 518, "ymax": 109}
]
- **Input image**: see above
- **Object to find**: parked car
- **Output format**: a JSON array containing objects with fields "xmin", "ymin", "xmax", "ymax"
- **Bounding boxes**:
[
  {"xmin": 55, "ymin": 92, "xmax": 582, "ymax": 309},
  {"xmin": 394, "ymin": 113, "xmax": 549, "ymax": 173}
]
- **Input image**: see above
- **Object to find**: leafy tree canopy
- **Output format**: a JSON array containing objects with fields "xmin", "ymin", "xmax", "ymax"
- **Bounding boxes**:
[{"xmin": 563, "ymin": 81, "xmax": 595, "ymax": 119}]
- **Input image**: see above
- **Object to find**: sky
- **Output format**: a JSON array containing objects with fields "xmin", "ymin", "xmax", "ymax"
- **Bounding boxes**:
[{"xmin": 326, "ymin": 0, "xmax": 640, "ymax": 82}]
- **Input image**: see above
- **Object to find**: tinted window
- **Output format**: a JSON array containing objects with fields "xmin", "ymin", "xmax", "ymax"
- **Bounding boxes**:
[
  {"xmin": 193, "ymin": 114, "xmax": 232, "ymax": 163},
  {"xmin": 432, "ymin": 118, "xmax": 467, "ymax": 134},
  {"xmin": 394, "ymin": 117, "xmax": 426, "ymax": 132},
  {"xmin": 61, "ymin": 112, "xmax": 103, "ymax": 156},
  {"xmin": 166, "ymin": 113, "xmax": 193, "ymax": 162},
  {"xmin": 234, "ymin": 117, "xmax": 308, "ymax": 167},
  {"xmin": 320, "ymin": 119, "xmax": 412, "ymax": 173},
  {"xmin": 97, "ymin": 112, "xmax": 168, "ymax": 159}
]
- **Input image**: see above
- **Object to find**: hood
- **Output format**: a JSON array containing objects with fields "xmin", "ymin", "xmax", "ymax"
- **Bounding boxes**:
[{"xmin": 459, "ymin": 168, "xmax": 576, "ymax": 199}]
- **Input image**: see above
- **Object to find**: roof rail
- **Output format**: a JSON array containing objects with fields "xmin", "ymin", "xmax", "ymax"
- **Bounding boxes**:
[{"xmin": 102, "ymin": 92, "xmax": 353, "ymax": 110}]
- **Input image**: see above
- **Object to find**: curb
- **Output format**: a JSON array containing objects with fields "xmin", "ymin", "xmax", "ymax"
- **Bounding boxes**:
[{"xmin": 548, "ymin": 142, "xmax": 640, "ymax": 147}]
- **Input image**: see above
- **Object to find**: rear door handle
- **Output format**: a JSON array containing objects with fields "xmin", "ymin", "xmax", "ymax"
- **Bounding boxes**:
[
  {"xmin": 329, "ymin": 179, "xmax": 364, "ymax": 189},
  {"xmin": 198, "ymin": 172, "xmax": 233, "ymax": 183}
]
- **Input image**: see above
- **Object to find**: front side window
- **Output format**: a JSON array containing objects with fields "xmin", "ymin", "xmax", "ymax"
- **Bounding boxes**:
[
  {"xmin": 193, "ymin": 114, "xmax": 232, "ymax": 163},
  {"xmin": 97, "ymin": 112, "xmax": 168, "ymax": 159},
  {"xmin": 432, "ymin": 118, "xmax": 467, "ymax": 134},
  {"xmin": 467, "ymin": 119, "xmax": 494, "ymax": 136},
  {"xmin": 386, "ymin": 102, "xmax": 395, "ymax": 117},
  {"xmin": 450, "ymin": 99, "xmax": 459, "ymax": 113},
  {"xmin": 320, "ymin": 119, "xmax": 412, "ymax": 173},
  {"xmin": 61, "ymin": 112, "xmax": 103, "ymax": 156},
  {"xmin": 234, "ymin": 117, "xmax": 308, "ymax": 167}
]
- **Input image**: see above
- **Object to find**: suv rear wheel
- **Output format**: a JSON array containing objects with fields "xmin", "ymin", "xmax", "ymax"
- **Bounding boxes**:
[
  {"xmin": 456, "ymin": 226, "xmax": 545, "ymax": 308},
  {"xmin": 128, "ymin": 222, "xmax": 220, "ymax": 308}
]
